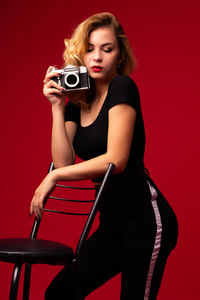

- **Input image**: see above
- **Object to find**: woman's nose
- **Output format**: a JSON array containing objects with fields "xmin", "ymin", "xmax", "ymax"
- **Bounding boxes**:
[{"xmin": 93, "ymin": 50, "xmax": 102, "ymax": 62}]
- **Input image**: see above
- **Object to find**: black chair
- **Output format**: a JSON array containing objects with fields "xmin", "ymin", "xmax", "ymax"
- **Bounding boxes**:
[{"xmin": 0, "ymin": 162, "xmax": 114, "ymax": 300}]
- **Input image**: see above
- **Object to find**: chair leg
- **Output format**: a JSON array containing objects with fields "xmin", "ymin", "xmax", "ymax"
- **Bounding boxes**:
[
  {"xmin": 9, "ymin": 263, "xmax": 22, "ymax": 300},
  {"xmin": 74, "ymin": 262, "xmax": 81, "ymax": 300},
  {"xmin": 23, "ymin": 264, "xmax": 32, "ymax": 300}
]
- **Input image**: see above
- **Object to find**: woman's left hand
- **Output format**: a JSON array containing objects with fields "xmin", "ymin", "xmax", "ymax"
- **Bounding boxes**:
[{"xmin": 30, "ymin": 171, "xmax": 57, "ymax": 219}]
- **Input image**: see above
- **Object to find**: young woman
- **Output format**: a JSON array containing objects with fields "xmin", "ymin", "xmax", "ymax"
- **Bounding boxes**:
[{"xmin": 30, "ymin": 12, "xmax": 178, "ymax": 300}]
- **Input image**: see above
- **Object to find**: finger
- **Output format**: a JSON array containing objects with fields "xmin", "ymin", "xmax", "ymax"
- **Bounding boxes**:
[
  {"xmin": 31, "ymin": 194, "xmax": 42, "ymax": 219},
  {"xmin": 46, "ymin": 79, "xmax": 64, "ymax": 91},
  {"xmin": 33, "ymin": 203, "xmax": 42, "ymax": 219},
  {"xmin": 44, "ymin": 71, "xmax": 61, "ymax": 82},
  {"xmin": 38, "ymin": 199, "xmax": 44, "ymax": 211},
  {"xmin": 43, "ymin": 87, "xmax": 66, "ymax": 97},
  {"xmin": 43, "ymin": 66, "xmax": 60, "ymax": 84},
  {"xmin": 46, "ymin": 65, "xmax": 54, "ymax": 75},
  {"xmin": 35, "ymin": 194, "xmax": 45, "ymax": 217},
  {"xmin": 44, "ymin": 82, "xmax": 67, "ymax": 95}
]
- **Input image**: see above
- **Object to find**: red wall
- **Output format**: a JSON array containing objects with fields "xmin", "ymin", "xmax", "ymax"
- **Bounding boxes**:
[{"xmin": 0, "ymin": 0, "xmax": 199, "ymax": 299}]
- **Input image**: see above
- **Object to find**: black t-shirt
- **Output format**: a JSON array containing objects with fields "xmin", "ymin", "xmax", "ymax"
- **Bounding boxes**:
[{"xmin": 65, "ymin": 75, "xmax": 145, "ymax": 183}]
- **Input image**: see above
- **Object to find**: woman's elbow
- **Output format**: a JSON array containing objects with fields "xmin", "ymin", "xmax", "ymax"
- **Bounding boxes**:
[
  {"xmin": 108, "ymin": 156, "xmax": 127, "ymax": 174},
  {"xmin": 53, "ymin": 159, "xmax": 75, "ymax": 169},
  {"xmin": 114, "ymin": 163, "xmax": 126, "ymax": 174}
]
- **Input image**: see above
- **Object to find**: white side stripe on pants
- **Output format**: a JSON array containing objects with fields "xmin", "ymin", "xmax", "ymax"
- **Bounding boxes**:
[{"xmin": 144, "ymin": 182, "xmax": 162, "ymax": 300}]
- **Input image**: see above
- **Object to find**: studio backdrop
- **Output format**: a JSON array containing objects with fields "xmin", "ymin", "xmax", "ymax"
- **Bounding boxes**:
[{"xmin": 0, "ymin": 0, "xmax": 199, "ymax": 299}]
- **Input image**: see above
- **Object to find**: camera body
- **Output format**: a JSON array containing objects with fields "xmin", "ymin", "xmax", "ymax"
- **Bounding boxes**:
[{"xmin": 51, "ymin": 65, "xmax": 90, "ymax": 91}]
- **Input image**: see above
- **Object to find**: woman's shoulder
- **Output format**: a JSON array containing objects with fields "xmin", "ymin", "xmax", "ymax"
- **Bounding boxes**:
[
  {"xmin": 109, "ymin": 75, "xmax": 138, "ymax": 90},
  {"xmin": 106, "ymin": 75, "xmax": 140, "ymax": 111}
]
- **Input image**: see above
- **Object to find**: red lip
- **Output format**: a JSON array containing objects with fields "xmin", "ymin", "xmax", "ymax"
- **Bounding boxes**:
[{"xmin": 91, "ymin": 66, "xmax": 103, "ymax": 72}]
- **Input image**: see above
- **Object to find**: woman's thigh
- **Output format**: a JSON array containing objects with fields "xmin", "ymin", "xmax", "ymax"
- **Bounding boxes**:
[
  {"xmin": 45, "ymin": 226, "xmax": 121, "ymax": 300},
  {"xmin": 120, "ymin": 188, "xmax": 178, "ymax": 300}
]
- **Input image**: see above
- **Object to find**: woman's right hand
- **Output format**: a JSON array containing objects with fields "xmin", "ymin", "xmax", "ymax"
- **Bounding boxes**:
[{"xmin": 43, "ymin": 66, "xmax": 67, "ymax": 106}]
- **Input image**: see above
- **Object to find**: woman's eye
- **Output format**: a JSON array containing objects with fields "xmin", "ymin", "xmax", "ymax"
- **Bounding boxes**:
[
  {"xmin": 104, "ymin": 48, "xmax": 112, "ymax": 53},
  {"xmin": 87, "ymin": 48, "xmax": 93, "ymax": 52}
]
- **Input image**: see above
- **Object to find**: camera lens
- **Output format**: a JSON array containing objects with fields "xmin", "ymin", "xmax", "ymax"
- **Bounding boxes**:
[
  {"xmin": 65, "ymin": 72, "xmax": 79, "ymax": 88},
  {"xmin": 67, "ymin": 75, "xmax": 77, "ymax": 85}
]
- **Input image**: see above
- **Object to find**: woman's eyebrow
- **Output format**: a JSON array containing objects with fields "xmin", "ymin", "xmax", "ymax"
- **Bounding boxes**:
[
  {"xmin": 88, "ymin": 42, "xmax": 114, "ymax": 46},
  {"xmin": 102, "ymin": 43, "xmax": 114, "ymax": 46}
]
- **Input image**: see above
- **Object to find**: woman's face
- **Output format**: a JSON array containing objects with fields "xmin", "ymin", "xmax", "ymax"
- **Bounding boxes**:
[{"xmin": 83, "ymin": 26, "xmax": 121, "ymax": 83}]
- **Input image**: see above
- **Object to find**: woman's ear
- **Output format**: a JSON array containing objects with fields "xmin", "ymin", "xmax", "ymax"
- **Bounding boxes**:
[{"xmin": 117, "ymin": 58, "xmax": 124, "ymax": 72}]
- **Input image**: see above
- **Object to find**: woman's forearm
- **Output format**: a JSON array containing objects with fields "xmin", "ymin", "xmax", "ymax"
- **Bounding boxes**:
[
  {"xmin": 52, "ymin": 151, "xmax": 122, "ymax": 183},
  {"xmin": 51, "ymin": 104, "xmax": 75, "ymax": 168},
  {"xmin": 53, "ymin": 155, "xmax": 109, "ymax": 182}
]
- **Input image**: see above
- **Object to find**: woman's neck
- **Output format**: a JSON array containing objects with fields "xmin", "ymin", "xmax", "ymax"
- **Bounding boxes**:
[{"xmin": 94, "ymin": 80, "xmax": 109, "ymax": 99}]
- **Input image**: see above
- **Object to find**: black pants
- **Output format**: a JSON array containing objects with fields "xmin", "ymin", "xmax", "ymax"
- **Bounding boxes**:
[{"xmin": 45, "ymin": 180, "xmax": 178, "ymax": 300}]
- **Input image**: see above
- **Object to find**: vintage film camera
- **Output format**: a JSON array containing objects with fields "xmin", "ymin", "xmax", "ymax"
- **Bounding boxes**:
[{"xmin": 51, "ymin": 65, "xmax": 90, "ymax": 91}]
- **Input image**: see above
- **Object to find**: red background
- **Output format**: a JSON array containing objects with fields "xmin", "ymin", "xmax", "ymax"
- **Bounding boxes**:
[{"xmin": 0, "ymin": 0, "xmax": 199, "ymax": 299}]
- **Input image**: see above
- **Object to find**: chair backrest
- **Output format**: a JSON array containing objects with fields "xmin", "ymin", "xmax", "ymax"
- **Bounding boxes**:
[{"xmin": 30, "ymin": 162, "xmax": 115, "ymax": 260}]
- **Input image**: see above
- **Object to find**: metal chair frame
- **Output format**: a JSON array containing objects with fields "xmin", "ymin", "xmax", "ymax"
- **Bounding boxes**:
[{"xmin": 0, "ymin": 162, "xmax": 114, "ymax": 300}]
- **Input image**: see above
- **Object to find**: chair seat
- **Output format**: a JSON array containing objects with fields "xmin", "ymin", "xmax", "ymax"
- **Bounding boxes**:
[{"xmin": 0, "ymin": 238, "xmax": 74, "ymax": 265}]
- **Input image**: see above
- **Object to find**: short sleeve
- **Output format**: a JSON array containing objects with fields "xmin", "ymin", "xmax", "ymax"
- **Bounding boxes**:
[
  {"xmin": 64, "ymin": 101, "xmax": 80, "ymax": 123},
  {"xmin": 107, "ymin": 75, "xmax": 140, "ymax": 111}
]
